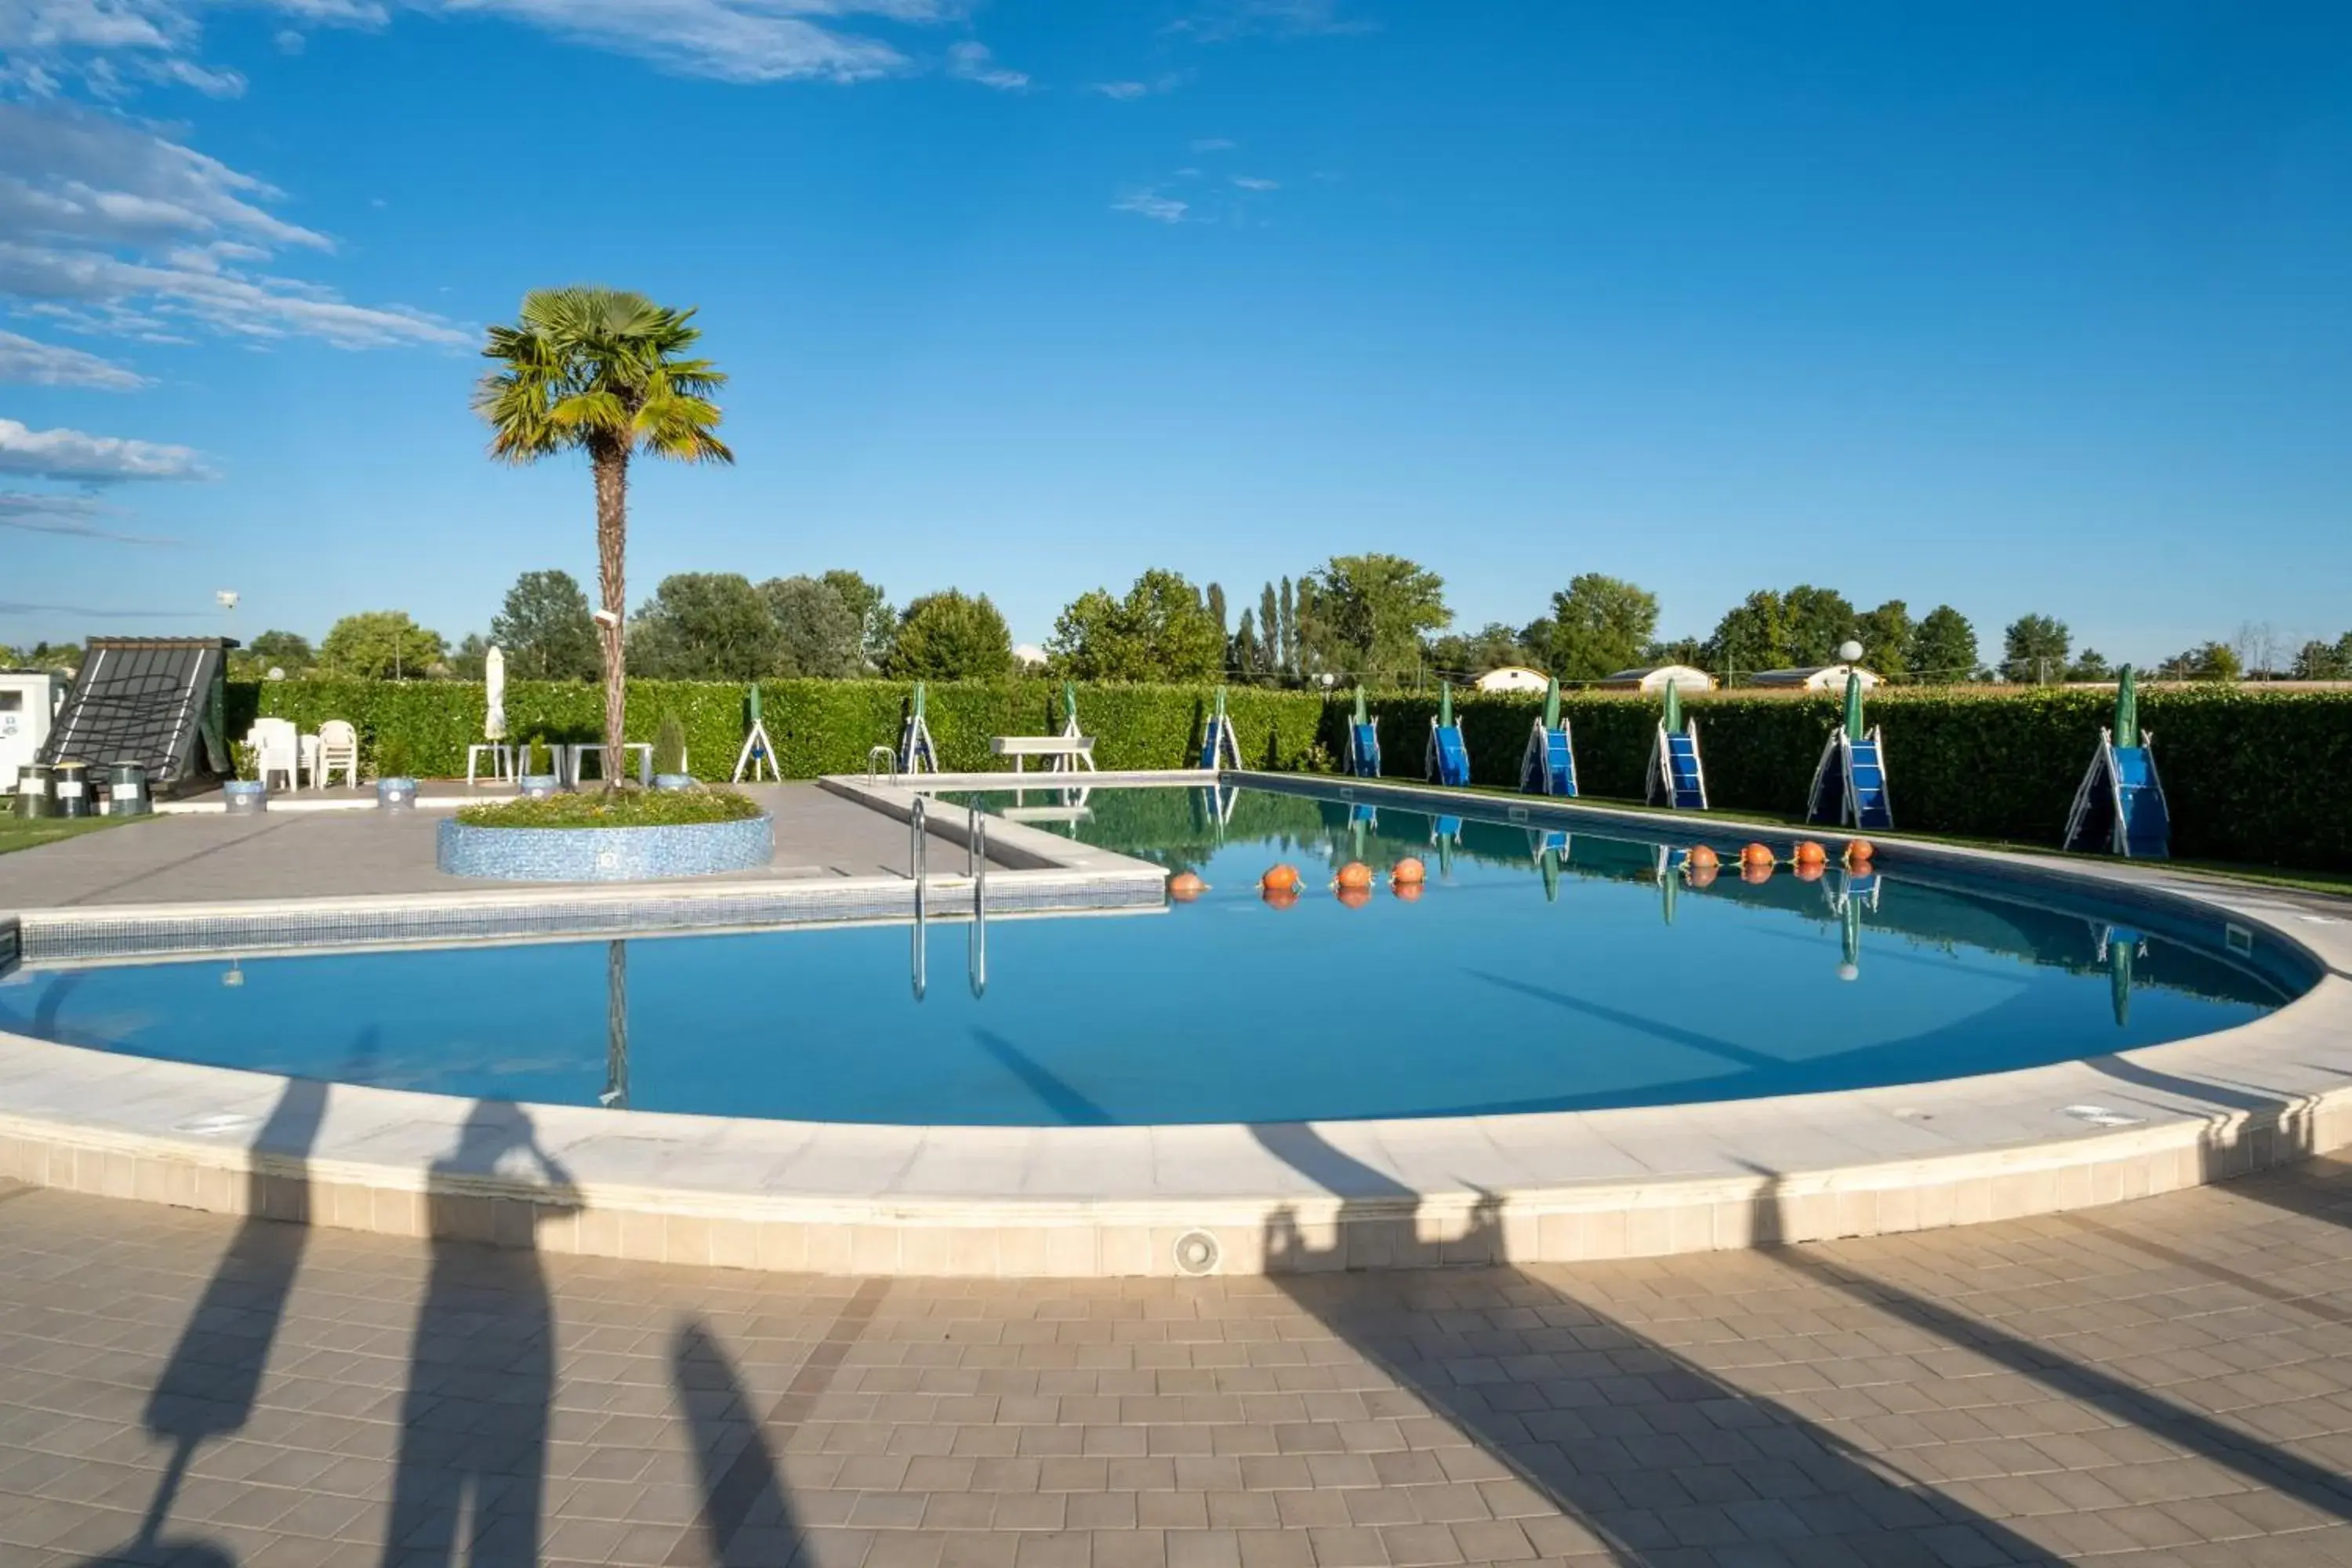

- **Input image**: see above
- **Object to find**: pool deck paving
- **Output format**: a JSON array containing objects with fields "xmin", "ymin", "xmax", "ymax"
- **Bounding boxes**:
[
  {"xmin": 8, "ymin": 1161, "xmax": 2352, "ymax": 1566},
  {"xmin": 0, "ymin": 783, "xmax": 989, "ymax": 909}
]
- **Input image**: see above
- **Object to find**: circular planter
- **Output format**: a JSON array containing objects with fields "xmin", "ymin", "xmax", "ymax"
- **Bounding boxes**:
[{"xmin": 436, "ymin": 813, "xmax": 773, "ymax": 882}]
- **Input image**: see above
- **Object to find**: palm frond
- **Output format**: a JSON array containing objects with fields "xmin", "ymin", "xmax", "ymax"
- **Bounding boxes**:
[{"xmin": 477, "ymin": 286, "xmax": 729, "ymax": 464}]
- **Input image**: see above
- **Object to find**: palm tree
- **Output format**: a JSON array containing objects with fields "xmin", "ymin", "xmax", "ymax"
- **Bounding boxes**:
[{"xmin": 475, "ymin": 289, "xmax": 731, "ymax": 783}]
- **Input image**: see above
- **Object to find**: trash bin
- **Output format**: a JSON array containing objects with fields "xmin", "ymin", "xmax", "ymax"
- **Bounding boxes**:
[
  {"xmin": 53, "ymin": 759, "xmax": 92, "ymax": 819},
  {"xmin": 376, "ymin": 776, "xmax": 417, "ymax": 811},
  {"xmin": 104, "ymin": 761, "xmax": 151, "ymax": 817},
  {"xmin": 13, "ymin": 763, "xmax": 55, "ymax": 818},
  {"xmin": 223, "ymin": 780, "xmax": 268, "ymax": 815}
]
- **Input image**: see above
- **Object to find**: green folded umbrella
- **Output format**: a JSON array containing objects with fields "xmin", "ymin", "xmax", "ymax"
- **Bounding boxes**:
[
  {"xmin": 1543, "ymin": 676, "xmax": 1559, "ymax": 731},
  {"xmin": 1662, "ymin": 680, "xmax": 1682, "ymax": 735},
  {"xmin": 1842, "ymin": 670, "xmax": 1865, "ymax": 742},
  {"xmin": 2114, "ymin": 665, "xmax": 2138, "ymax": 750}
]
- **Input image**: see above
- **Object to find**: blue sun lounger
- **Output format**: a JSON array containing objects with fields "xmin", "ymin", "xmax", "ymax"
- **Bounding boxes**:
[
  {"xmin": 1518, "ymin": 677, "xmax": 1577, "ymax": 797},
  {"xmin": 1425, "ymin": 682, "xmax": 1470, "ymax": 786}
]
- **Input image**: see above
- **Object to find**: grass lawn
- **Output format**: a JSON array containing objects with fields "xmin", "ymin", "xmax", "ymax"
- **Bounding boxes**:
[
  {"xmin": 1438, "ymin": 781, "xmax": 2352, "ymax": 900},
  {"xmin": 0, "ymin": 804, "xmax": 143, "ymax": 856}
]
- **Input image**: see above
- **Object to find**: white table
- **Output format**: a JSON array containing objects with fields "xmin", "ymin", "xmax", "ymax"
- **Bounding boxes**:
[
  {"xmin": 564, "ymin": 742, "xmax": 654, "ymax": 787},
  {"xmin": 988, "ymin": 735, "xmax": 1097, "ymax": 775}
]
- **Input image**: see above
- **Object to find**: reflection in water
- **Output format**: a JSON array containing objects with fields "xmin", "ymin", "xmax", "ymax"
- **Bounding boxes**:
[
  {"xmin": 2102, "ymin": 924, "xmax": 2143, "ymax": 1027},
  {"xmin": 601, "ymin": 940, "xmax": 628, "ymax": 1109}
]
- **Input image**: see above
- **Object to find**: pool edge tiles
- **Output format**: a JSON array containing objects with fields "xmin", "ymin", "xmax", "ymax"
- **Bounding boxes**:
[
  {"xmin": 3, "ymin": 771, "xmax": 2348, "ymax": 1275},
  {"xmin": 0, "ymin": 963, "xmax": 2347, "ymax": 1275},
  {"xmin": 12, "ymin": 809, "xmax": 1170, "ymax": 963}
]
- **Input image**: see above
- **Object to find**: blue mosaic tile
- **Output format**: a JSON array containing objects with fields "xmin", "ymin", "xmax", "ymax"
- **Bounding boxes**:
[{"xmin": 436, "ymin": 814, "xmax": 775, "ymax": 882}]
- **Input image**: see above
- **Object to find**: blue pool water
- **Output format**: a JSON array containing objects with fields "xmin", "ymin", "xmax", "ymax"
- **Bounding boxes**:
[{"xmin": 0, "ymin": 786, "xmax": 2301, "ymax": 1127}]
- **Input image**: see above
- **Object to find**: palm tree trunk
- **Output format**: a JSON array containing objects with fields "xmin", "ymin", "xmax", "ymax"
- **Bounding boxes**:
[{"xmin": 593, "ymin": 445, "xmax": 629, "ymax": 789}]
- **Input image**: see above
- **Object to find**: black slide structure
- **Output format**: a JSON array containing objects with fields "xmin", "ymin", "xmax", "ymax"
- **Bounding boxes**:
[{"xmin": 38, "ymin": 637, "xmax": 237, "ymax": 794}]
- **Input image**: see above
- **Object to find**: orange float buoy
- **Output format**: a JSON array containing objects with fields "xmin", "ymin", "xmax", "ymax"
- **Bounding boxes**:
[
  {"xmin": 1686, "ymin": 844, "xmax": 1720, "ymax": 871},
  {"xmin": 1390, "ymin": 855, "xmax": 1428, "ymax": 884},
  {"xmin": 1740, "ymin": 842, "xmax": 1776, "ymax": 868},
  {"xmin": 1845, "ymin": 839, "xmax": 1875, "ymax": 864},
  {"xmin": 1686, "ymin": 865, "xmax": 1720, "ymax": 890},
  {"xmin": 1391, "ymin": 879, "xmax": 1425, "ymax": 903},
  {"xmin": 1335, "ymin": 884, "xmax": 1373, "ymax": 909},
  {"xmin": 1167, "ymin": 870, "xmax": 1206, "ymax": 902},
  {"xmin": 1335, "ymin": 861, "xmax": 1374, "ymax": 891},
  {"xmin": 1261, "ymin": 864, "xmax": 1301, "ymax": 893},
  {"xmin": 1794, "ymin": 840, "xmax": 1828, "ymax": 866},
  {"xmin": 1261, "ymin": 886, "xmax": 1300, "ymax": 909},
  {"xmin": 1740, "ymin": 861, "xmax": 1776, "ymax": 884}
]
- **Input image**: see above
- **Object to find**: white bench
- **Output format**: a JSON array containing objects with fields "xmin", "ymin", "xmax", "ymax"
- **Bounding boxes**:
[{"xmin": 988, "ymin": 735, "xmax": 1097, "ymax": 775}]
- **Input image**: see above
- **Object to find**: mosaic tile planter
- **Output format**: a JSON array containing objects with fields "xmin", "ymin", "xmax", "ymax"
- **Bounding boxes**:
[{"xmin": 436, "ymin": 812, "xmax": 773, "ymax": 882}]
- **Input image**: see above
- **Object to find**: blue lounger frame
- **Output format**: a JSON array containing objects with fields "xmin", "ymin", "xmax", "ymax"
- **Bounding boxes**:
[
  {"xmin": 1426, "ymin": 720, "xmax": 1470, "ymax": 786},
  {"xmin": 2063, "ymin": 728, "xmax": 2170, "ymax": 859},
  {"xmin": 1806, "ymin": 727, "xmax": 1893, "ymax": 831},
  {"xmin": 1519, "ymin": 720, "xmax": 1577, "ymax": 797},
  {"xmin": 1645, "ymin": 720, "xmax": 1708, "ymax": 810}
]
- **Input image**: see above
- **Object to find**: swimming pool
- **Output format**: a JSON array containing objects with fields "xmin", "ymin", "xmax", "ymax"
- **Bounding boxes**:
[{"xmin": 0, "ymin": 784, "xmax": 2301, "ymax": 1127}]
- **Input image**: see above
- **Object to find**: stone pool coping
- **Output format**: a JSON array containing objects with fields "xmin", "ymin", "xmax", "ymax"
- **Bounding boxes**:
[
  {"xmin": 0, "ymin": 768, "xmax": 2347, "ymax": 1276},
  {"xmin": 5, "ymin": 775, "xmax": 1181, "ymax": 964}
]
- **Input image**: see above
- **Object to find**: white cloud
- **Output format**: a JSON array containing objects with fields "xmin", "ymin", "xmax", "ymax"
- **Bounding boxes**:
[
  {"xmin": 0, "ymin": 418, "xmax": 214, "ymax": 483},
  {"xmin": 0, "ymin": 488, "xmax": 175, "ymax": 543},
  {"xmin": 4, "ymin": 1, "xmax": 968, "ymax": 89},
  {"xmin": 1173, "ymin": 0, "xmax": 1371, "ymax": 42},
  {"xmin": 0, "ymin": 327, "xmax": 147, "ymax": 387},
  {"xmin": 440, "ymin": 0, "xmax": 933, "ymax": 84},
  {"xmin": 1089, "ymin": 71, "xmax": 1189, "ymax": 100},
  {"xmin": 1112, "ymin": 188, "xmax": 1188, "ymax": 224},
  {"xmin": 946, "ymin": 39, "xmax": 1028, "ymax": 90},
  {"xmin": 1190, "ymin": 136, "xmax": 1236, "ymax": 152},
  {"xmin": 0, "ymin": 100, "xmax": 325, "ymax": 250},
  {"xmin": 0, "ymin": 102, "xmax": 463, "ymax": 351},
  {"xmin": 1231, "ymin": 175, "xmax": 1278, "ymax": 191}
]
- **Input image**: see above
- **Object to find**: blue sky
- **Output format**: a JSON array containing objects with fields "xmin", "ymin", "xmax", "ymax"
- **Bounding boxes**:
[{"xmin": 4, "ymin": 1, "xmax": 2349, "ymax": 668}]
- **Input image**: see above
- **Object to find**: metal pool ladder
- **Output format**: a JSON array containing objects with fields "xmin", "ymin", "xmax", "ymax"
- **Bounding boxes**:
[
  {"xmin": 967, "ymin": 803, "xmax": 987, "ymax": 997},
  {"xmin": 906, "ymin": 797, "xmax": 990, "ymax": 1000},
  {"xmin": 867, "ymin": 745, "xmax": 898, "ymax": 784}
]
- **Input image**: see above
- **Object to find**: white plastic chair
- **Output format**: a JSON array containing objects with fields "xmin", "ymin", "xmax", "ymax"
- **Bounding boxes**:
[
  {"xmin": 245, "ymin": 717, "xmax": 301, "ymax": 793},
  {"xmin": 315, "ymin": 719, "xmax": 361, "ymax": 788}
]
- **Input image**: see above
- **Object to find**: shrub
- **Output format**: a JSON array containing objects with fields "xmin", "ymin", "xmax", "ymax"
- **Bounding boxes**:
[
  {"xmin": 456, "ymin": 787, "xmax": 760, "ymax": 828},
  {"xmin": 652, "ymin": 712, "xmax": 688, "ymax": 776}
]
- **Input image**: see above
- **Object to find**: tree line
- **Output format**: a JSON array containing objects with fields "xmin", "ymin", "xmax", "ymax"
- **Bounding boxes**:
[{"xmin": 16, "ymin": 559, "xmax": 2334, "ymax": 688}]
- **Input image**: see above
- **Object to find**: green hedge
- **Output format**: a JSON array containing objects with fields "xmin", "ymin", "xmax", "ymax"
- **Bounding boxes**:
[
  {"xmin": 230, "ymin": 679, "xmax": 1340, "ymax": 782},
  {"xmin": 227, "ymin": 679, "xmax": 2352, "ymax": 872}
]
